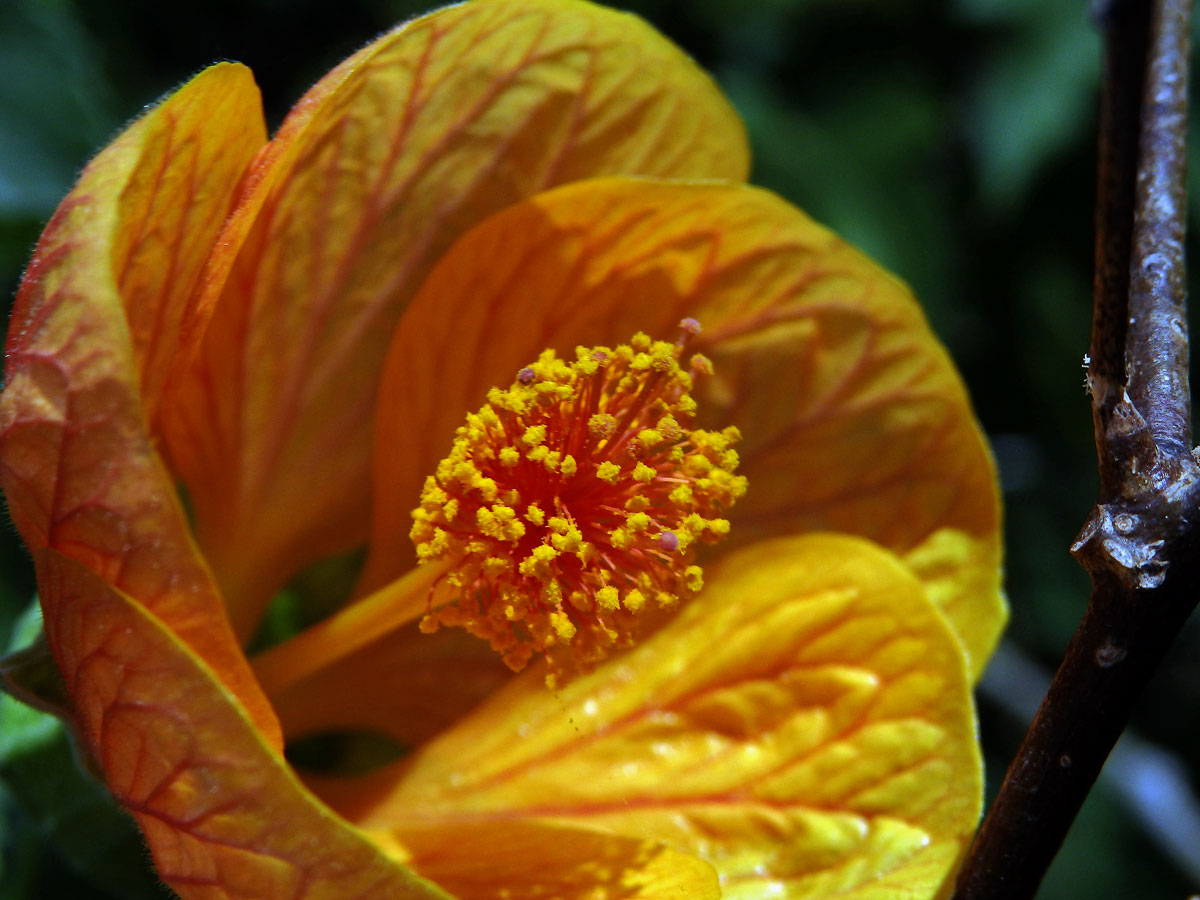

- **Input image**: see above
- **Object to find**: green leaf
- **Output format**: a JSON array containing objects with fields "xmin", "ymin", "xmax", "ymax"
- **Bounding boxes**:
[
  {"xmin": 957, "ymin": 0, "xmax": 1100, "ymax": 213},
  {"xmin": 0, "ymin": 0, "xmax": 117, "ymax": 219}
]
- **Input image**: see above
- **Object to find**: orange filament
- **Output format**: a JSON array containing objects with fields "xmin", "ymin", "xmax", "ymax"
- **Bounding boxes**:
[{"xmin": 409, "ymin": 321, "xmax": 746, "ymax": 678}]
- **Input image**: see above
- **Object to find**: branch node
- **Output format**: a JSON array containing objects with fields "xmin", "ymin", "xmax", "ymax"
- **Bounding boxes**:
[{"xmin": 1094, "ymin": 638, "xmax": 1128, "ymax": 667}]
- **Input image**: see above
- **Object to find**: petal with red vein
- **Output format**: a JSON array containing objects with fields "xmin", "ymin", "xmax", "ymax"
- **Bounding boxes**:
[
  {"xmin": 36, "ymin": 548, "xmax": 450, "ymax": 900},
  {"xmin": 111, "ymin": 64, "xmax": 267, "ymax": 424},
  {"xmin": 0, "ymin": 64, "xmax": 278, "ymax": 743},
  {"xmin": 162, "ymin": 0, "xmax": 749, "ymax": 637},
  {"xmin": 366, "ymin": 177, "xmax": 1003, "ymax": 678},
  {"xmin": 325, "ymin": 534, "xmax": 981, "ymax": 900}
]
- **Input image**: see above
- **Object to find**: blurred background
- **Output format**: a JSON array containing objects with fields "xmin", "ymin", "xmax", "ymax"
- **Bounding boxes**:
[{"xmin": 1, "ymin": 0, "xmax": 1198, "ymax": 897}]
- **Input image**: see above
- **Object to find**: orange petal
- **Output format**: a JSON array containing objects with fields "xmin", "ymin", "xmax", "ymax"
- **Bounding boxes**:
[
  {"xmin": 161, "ymin": 0, "xmax": 750, "ymax": 638},
  {"xmin": 111, "ymin": 65, "xmax": 268, "ymax": 424},
  {"xmin": 0, "ymin": 65, "xmax": 278, "ymax": 744},
  {"xmin": 397, "ymin": 819, "xmax": 719, "ymax": 900},
  {"xmin": 325, "ymin": 534, "xmax": 980, "ymax": 899},
  {"xmin": 35, "ymin": 548, "xmax": 450, "ymax": 900},
  {"xmin": 365, "ymin": 178, "xmax": 1004, "ymax": 679}
]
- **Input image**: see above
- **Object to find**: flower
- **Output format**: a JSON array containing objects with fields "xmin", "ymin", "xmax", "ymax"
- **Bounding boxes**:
[{"xmin": 0, "ymin": 1, "xmax": 1005, "ymax": 898}]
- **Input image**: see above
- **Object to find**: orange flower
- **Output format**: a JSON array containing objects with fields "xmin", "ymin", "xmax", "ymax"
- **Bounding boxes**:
[{"xmin": 0, "ymin": 1, "xmax": 1005, "ymax": 898}]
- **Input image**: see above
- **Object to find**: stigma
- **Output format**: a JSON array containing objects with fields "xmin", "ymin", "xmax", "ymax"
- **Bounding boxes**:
[{"xmin": 409, "ymin": 321, "xmax": 746, "ymax": 679}]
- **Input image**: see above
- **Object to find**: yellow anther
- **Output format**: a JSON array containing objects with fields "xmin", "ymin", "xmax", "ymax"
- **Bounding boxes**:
[
  {"xmin": 415, "ymin": 527, "xmax": 449, "ymax": 561},
  {"xmin": 626, "ymin": 512, "xmax": 651, "ymax": 533},
  {"xmin": 596, "ymin": 586, "xmax": 620, "ymax": 610},
  {"xmin": 693, "ymin": 430, "xmax": 728, "ymax": 453},
  {"xmin": 541, "ymin": 579, "xmax": 564, "ymax": 606},
  {"xmin": 519, "ymin": 544, "xmax": 559, "ymax": 579},
  {"xmin": 551, "ymin": 528, "xmax": 582, "ymax": 554},
  {"xmin": 623, "ymin": 589, "xmax": 646, "ymax": 612},
  {"xmin": 650, "ymin": 349, "xmax": 675, "ymax": 372},
  {"xmin": 636, "ymin": 428, "xmax": 662, "ymax": 450},
  {"xmin": 475, "ymin": 507, "xmax": 498, "ymax": 536},
  {"xmin": 560, "ymin": 454, "xmax": 578, "ymax": 477},
  {"xmin": 668, "ymin": 484, "xmax": 693, "ymax": 505},
  {"xmin": 526, "ymin": 504, "xmax": 546, "ymax": 526},
  {"xmin": 499, "ymin": 446, "xmax": 520, "ymax": 467},
  {"xmin": 657, "ymin": 415, "xmax": 682, "ymax": 441},
  {"xmin": 596, "ymin": 460, "xmax": 622, "ymax": 484},
  {"xmin": 476, "ymin": 505, "xmax": 526, "ymax": 542},
  {"xmin": 550, "ymin": 611, "xmax": 577, "ymax": 641},
  {"xmin": 589, "ymin": 413, "xmax": 617, "ymax": 440},
  {"xmin": 573, "ymin": 350, "xmax": 601, "ymax": 376},
  {"xmin": 522, "ymin": 424, "xmax": 548, "ymax": 447},
  {"xmin": 450, "ymin": 459, "xmax": 479, "ymax": 484},
  {"xmin": 632, "ymin": 462, "xmax": 656, "ymax": 484}
]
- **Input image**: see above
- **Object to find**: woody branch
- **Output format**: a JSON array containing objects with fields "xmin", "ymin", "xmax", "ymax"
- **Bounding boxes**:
[{"xmin": 952, "ymin": 0, "xmax": 1198, "ymax": 897}]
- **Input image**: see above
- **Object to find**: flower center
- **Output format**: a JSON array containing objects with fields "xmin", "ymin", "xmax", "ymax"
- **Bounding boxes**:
[{"xmin": 409, "ymin": 320, "xmax": 746, "ymax": 679}]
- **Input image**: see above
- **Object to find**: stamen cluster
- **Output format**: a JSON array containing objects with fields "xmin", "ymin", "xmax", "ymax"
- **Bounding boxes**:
[{"xmin": 410, "ymin": 323, "xmax": 746, "ymax": 677}]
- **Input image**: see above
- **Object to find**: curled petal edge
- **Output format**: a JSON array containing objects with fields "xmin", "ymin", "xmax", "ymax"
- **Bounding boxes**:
[{"xmin": 35, "ymin": 548, "xmax": 453, "ymax": 900}]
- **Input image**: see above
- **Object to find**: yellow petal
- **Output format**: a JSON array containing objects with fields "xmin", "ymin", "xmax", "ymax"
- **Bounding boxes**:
[
  {"xmin": 325, "ymin": 534, "xmax": 980, "ymax": 899},
  {"xmin": 0, "ymin": 64, "xmax": 278, "ymax": 744},
  {"xmin": 161, "ymin": 0, "xmax": 749, "ymax": 638},
  {"xmin": 396, "ymin": 819, "xmax": 719, "ymax": 900},
  {"xmin": 365, "ymin": 177, "xmax": 1004, "ymax": 679},
  {"xmin": 35, "ymin": 548, "xmax": 450, "ymax": 900}
]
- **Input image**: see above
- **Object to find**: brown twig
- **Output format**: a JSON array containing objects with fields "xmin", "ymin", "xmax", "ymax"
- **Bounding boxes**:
[{"xmin": 952, "ymin": 1, "xmax": 1198, "ymax": 898}]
